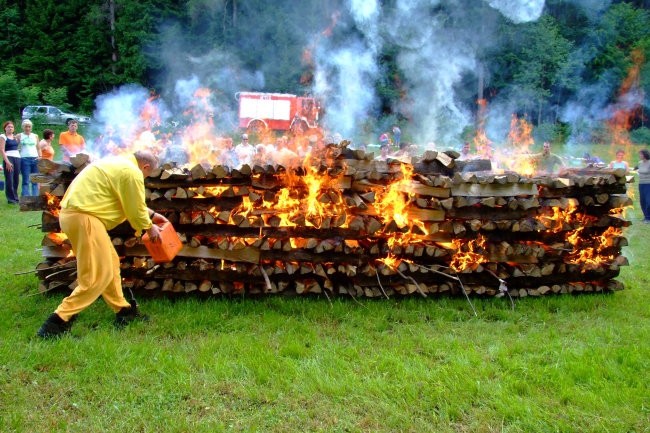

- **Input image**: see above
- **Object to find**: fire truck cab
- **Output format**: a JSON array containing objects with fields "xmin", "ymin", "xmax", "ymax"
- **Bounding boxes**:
[{"xmin": 236, "ymin": 92, "xmax": 320, "ymax": 134}]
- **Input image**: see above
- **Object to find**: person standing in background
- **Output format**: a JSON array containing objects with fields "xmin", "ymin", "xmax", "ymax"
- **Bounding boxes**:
[
  {"xmin": 392, "ymin": 125, "xmax": 401, "ymax": 149},
  {"xmin": 457, "ymin": 142, "xmax": 473, "ymax": 161},
  {"xmin": 635, "ymin": 149, "xmax": 650, "ymax": 223},
  {"xmin": 375, "ymin": 144, "xmax": 391, "ymax": 161},
  {"xmin": 38, "ymin": 129, "xmax": 55, "ymax": 161},
  {"xmin": 18, "ymin": 119, "xmax": 39, "ymax": 196},
  {"xmin": 59, "ymin": 119, "xmax": 86, "ymax": 162},
  {"xmin": 533, "ymin": 141, "xmax": 565, "ymax": 174},
  {"xmin": 0, "ymin": 121, "xmax": 21, "ymax": 204},
  {"xmin": 609, "ymin": 149, "xmax": 630, "ymax": 173},
  {"xmin": 236, "ymin": 133, "xmax": 256, "ymax": 167}
]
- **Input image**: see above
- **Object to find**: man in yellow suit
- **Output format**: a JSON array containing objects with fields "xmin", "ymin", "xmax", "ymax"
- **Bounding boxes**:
[{"xmin": 37, "ymin": 150, "xmax": 170, "ymax": 338}]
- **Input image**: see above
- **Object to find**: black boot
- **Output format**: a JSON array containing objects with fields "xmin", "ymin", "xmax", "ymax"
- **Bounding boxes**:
[
  {"xmin": 114, "ymin": 301, "xmax": 149, "ymax": 328},
  {"xmin": 37, "ymin": 313, "xmax": 76, "ymax": 338}
]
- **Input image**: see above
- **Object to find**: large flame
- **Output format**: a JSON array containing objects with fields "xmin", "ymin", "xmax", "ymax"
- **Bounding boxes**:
[
  {"xmin": 473, "ymin": 99, "xmax": 492, "ymax": 159},
  {"xmin": 536, "ymin": 201, "xmax": 581, "ymax": 233},
  {"xmin": 243, "ymin": 160, "xmax": 347, "ymax": 229},
  {"xmin": 537, "ymin": 201, "xmax": 620, "ymax": 270},
  {"xmin": 507, "ymin": 114, "xmax": 534, "ymax": 152},
  {"xmin": 373, "ymin": 164, "xmax": 415, "ymax": 229},
  {"xmin": 607, "ymin": 49, "xmax": 645, "ymax": 151},
  {"xmin": 502, "ymin": 114, "xmax": 537, "ymax": 175},
  {"xmin": 567, "ymin": 226, "xmax": 622, "ymax": 269}
]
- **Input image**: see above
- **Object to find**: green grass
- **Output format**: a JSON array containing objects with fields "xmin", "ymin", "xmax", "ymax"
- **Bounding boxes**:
[{"xmin": 0, "ymin": 199, "xmax": 649, "ymax": 432}]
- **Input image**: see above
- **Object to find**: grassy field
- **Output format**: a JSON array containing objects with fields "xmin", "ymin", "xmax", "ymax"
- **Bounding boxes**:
[{"xmin": 0, "ymin": 185, "xmax": 649, "ymax": 432}]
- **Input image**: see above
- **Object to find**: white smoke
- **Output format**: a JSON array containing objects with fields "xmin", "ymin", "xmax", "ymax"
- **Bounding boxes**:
[
  {"xmin": 313, "ymin": 0, "xmax": 548, "ymax": 147},
  {"xmin": 93, "ymin": 84, "xmax": 154, "ymax": 130},
  {"xmin": 348, "ymin": 0, "xmax": 381, "ymax": 50},
  {"xmin": 315, "ymin": 41, "xmax": 379, "ymax": 138},
  {"xmin": 397, "ymin": 38, "xmax": 476, "ymax": 146},
  {"xmin": 89, "ymin": 0, "xmax": 564, "ymax": 151},
  {"xmin": 314, "ymin": 0, "xmax": 382, "ymax": 139},
  {"xmin": 485, "ymin": 0, "xmax": 545, "ymax": 23}
]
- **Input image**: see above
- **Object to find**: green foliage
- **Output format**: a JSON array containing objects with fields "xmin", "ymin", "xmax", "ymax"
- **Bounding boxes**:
[
  {"xmin": 43, "ymin": 88, "xmax": 71, "ymax": 110},
  {"xmin": 0, "ymin": 70, "xmax": 22, "ymax": 120},
  {"xmin": 21, "ymin": 86, "xmax": 42, "ymax": 106},
  {"xmin": 587, "ymin": 3, "xmax": 650, "ymax": 86},
  {"xmin": 534, "ymin": 121, "xmax": 571, "ymax": 144},
  {"xmin": 493, "ymin": 16, "xmax": 574, "ymax": 120},
  {"xmin": 0, "ymin": 1, "xmax": 21, "ymax": 60},
  {"xmin": 631, "ymin": 127, "xmax": 650, "ymax": 146}
]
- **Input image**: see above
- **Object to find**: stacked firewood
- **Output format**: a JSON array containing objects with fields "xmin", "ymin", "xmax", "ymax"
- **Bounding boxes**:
[{"xmin": 22, "ymin": 147, "xmax": 632, "ymax": 299}]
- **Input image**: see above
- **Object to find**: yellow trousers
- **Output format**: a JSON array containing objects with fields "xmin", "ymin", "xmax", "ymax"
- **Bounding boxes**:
[{"xmin": 55, "ymin": 209, "xmax": 131, "ymax": 321}]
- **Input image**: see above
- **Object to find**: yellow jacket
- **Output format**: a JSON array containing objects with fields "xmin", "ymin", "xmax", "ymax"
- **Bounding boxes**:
[{"xmin": 61, "ymin": 154, "xmax": 152, "ymax": 235}]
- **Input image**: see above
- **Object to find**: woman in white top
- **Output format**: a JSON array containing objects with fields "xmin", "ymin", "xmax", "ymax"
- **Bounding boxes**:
[{"xmin": 18, "ymin": 119, "xmax": 40, "ymax": 196}]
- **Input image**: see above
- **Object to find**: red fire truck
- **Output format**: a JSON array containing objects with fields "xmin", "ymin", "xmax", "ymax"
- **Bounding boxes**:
[{"xmin": 236, "ymin": 92, "xmax": 320, "ymax": 134}]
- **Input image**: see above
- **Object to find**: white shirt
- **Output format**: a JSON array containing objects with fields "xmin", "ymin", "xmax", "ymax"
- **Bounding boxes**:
[{"xmin": 19, "ymin": 133, "xmax": 39, "ymax": 158}]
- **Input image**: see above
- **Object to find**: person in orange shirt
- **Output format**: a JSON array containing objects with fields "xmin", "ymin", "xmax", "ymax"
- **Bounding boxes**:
[
  {"xmin": 38, "ymin": 129, "xmax": 55, "ymax": 160},
  {"xmin": 58, "ymin": 119, "xmax": 86, "ymax": 161}
]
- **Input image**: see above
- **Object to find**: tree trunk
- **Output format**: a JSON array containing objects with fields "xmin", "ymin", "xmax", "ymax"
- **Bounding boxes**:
[{"xmin": 109, "ymin": 0, "xmax": 117, "ymax": 71}]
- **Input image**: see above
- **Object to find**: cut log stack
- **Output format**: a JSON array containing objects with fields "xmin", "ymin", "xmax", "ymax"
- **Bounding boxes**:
[{"xmin": 22, "ymin": 148, "xmax": 632, "ymax": 299}]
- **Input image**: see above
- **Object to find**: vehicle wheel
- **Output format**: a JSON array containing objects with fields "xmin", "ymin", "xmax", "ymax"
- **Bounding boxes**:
[{"xmin": 247, "ymin": 120, "xmax": 266, "ymax": 134}]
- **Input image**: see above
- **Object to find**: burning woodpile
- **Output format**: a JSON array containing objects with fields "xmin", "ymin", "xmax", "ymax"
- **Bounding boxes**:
[{"xmin": 23, "ymin": 145, "xmax": 632, "ymax": 299}]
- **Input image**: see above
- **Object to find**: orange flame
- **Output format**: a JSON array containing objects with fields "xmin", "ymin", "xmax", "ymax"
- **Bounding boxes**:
[
  {"xmin": 450, "ymin": 234, "xmax": 488, "ymax": 272},
  {"xmin": 46, "ymin": 232, "xmax": 68, "ymax": 245},
  {"xmin": 503, "ymin": 114, "xmax": 537, "ymax": 175},
  {"xmin": 373, "ymin": 164, "xmax": 415, "ymax": 229},
  {"xmin": 473, "ymin": 99, "xmax": 493, "ymax": 160},
  {"xmin": 511, "ymin": 155, "xmax": 536, "ymax": 177},
  {"xmin": 537, "ymin": 201, "xmax": 578, "ymax": 232},
  {"xmin": 44, "ymin": 192, "xmax": 61, "ymax": 217},
  {"xmin": 567, "ymin": 226, "xmax": 622, "ymax": 269},
  {"xmin": 377, "ymin": 254, "xmax": 401, "ymax": 271},
  {"xmin": 272, "ymin": 188, "xmax": 301, "ymax": 227},
  {"xmin": 230, "ymin": 196, "xmax": 255, "ymax": 223},
  {"xmin": 300, "ymin": 162, "xmax": 345, "ymax": 227},
  {"xmin": 249, "ymin": 163, "xmax": 346, "ymax": 228},
  {"xmin": 607, "ymin": 49, "xmax": 644, "ymax": 150},
  {"xmin": 507, "ymin": 114, "xmax": 534, "ymax": 151}
]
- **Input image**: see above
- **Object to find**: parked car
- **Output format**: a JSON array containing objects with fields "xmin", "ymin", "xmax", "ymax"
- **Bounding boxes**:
[{"xmin": 22, "ymin": 105, "xmax": 92, "ymax": 125}]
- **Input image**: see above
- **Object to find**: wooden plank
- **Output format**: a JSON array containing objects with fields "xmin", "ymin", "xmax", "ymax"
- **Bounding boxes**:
[
  {"xmin": 451, "ymin": 182, "xmax": 538, "ymax": 197},
  {"xmin": 406, "ymin": 207, "xmax": 446, "ymax": 222},
  {"xmin": 38, "ymin": 158, "xmax": 72, "ymax": 174},
  {"xmin": 340, "ymin": 159, "xmax": 392, "ymax": 173},
  {"xmin": 396, "ymin": 181, "xmax": 451, "ymax": 198},
  {"xmin": 19, "ymin": 196, "xmax": 46, "ymax": 212},
  {"xmin": 42, "ymin": 244, "xmax": 261, "ymax": 264}
]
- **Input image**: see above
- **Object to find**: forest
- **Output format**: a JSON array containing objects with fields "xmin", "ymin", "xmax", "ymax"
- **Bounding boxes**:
[{"xmin": 0, "ymin": 0, "xmax": 648, "ymax": 147}]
